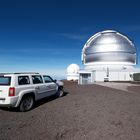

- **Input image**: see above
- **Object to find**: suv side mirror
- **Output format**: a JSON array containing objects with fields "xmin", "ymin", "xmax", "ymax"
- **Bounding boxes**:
[{"xmin": 53, "ymin": 79, "xmax": 57, "ymax": 83}]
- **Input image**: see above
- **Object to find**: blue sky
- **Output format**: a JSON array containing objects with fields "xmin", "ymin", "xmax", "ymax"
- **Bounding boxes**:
[{"xmin": 0, "ymin": 0, "xmax": 140, "ymax": 79}]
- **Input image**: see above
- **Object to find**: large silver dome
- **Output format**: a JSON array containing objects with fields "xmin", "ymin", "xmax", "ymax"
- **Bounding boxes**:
[{"xmin": 82, "ymin": 30, "xmax": 136, "ymax": 65}]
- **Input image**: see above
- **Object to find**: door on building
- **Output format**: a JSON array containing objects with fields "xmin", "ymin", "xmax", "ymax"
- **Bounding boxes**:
[{"xmin": 80, "ymin": 73, "xmax": 91, "ymax": 85}]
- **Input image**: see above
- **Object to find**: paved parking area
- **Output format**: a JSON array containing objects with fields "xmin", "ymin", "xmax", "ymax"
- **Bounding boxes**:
[{"xmin": 95, "ymin": 82, "xmax": 140, "ymax": 93}]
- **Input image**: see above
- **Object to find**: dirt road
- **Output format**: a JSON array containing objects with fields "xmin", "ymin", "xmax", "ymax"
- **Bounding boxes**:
[{"xmin": 0, "ymin": 81, "xmax": 140, "ymax": 140}]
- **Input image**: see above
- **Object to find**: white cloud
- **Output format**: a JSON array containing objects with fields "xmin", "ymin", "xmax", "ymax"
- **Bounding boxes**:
[
  {"xmin": 0, "ymin": 65, "xmax": 67, "ymax": 80},
  {"xmin": 55, "ymin": 32, "xmax": 88, "ymax": 41}
]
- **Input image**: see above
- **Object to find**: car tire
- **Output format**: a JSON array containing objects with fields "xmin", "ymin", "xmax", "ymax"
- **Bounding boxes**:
[
  {"xmin": 56, "ymin": 87, "xmax": 64, "ymax": 97},
  {"xmin": 19, "ymin": 95, "xmax": 34, "ymax": 112}
]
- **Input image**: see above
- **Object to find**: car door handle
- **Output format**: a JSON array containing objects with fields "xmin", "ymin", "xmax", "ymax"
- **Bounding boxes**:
[
  {"xmin": 35, "ymin": 86, "xmax": 40, "ymax": 90},
  {"xmin": 47, "ymin": 85, "xmax": 52, "ymax": 88}
]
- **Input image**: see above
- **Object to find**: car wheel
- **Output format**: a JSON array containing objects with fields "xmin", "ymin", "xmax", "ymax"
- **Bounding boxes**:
[
  {"xmin": 19, "ymin": 95, "xmax": 34, "ymax": 112},
  {"xmin": 56, "ymin": 87, "xmax": 64, "ymax": 97}
]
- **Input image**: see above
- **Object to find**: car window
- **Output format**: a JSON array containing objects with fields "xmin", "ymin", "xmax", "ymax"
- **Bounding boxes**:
[
  {"xmin": 18, "ymin": 76, "xmax": 30, "ymax": 85},
  {"xmin": 0, "ymin": 76, "xmax": 11, "ymax": 86},
  {"xmin": 32, "ymin": 75, "xmax": 43, "ymax": 84},
  {"xmin": 43, "ymin": 76, "xmax": 53, "ymax": 83}
]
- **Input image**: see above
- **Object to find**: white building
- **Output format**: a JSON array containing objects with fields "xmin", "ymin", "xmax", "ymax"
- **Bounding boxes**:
[
  {"xmin": 67, "ymin": 64, "xmax": 79, "ymax": 81},
  {"xmin": 78, "ymin": 30, "xmax": 140, "ymax": 84}
]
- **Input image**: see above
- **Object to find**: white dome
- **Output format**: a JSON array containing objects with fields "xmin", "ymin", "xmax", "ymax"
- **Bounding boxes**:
[
  {"xmin": 67, "ymin": 64, "xmax": 79, "ymax": 74},
  {"xmin": 82, "ymin": 30, "xmax": 136, "ymax": 65},
  {"xmin": 67, "ymin": 64, "xmax": 79, "ymax": 81}
]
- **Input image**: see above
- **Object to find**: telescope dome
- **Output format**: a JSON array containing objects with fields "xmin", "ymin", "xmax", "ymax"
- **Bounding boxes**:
[
  {"xmin": 82, "ymin": 30, "xmax": 136, "ymax": 65},
  {"xmin": 67, "ymin": 64, "xmax": 79, "ymax": 81}
]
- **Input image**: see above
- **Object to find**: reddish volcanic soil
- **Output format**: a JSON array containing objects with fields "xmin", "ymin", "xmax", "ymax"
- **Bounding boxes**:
[{"xmin": 0, "ymin": 81, "xmax": 140, "ymax": 140}]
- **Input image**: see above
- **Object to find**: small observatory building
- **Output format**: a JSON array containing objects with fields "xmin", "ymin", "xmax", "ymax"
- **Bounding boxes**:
[
  {"xmin": 67, "ymin": 64, "xmax": 79, "ymax": 81},
  {"xmin": 78, "ymin": 30, "xmax": 140, "ymax": 84}
]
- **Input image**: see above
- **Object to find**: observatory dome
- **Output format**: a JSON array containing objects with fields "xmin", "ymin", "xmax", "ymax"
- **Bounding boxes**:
[
  {"xmin": 67, "ymin": 64, "xmax": 79, "ymax": 74},
  {"xmin": 67, "ymin": 64, "xmax": 79, "ymax": 81},
  {"xmin": 82, "ymin": 30, "xmax": 136, "ymax": 65}
]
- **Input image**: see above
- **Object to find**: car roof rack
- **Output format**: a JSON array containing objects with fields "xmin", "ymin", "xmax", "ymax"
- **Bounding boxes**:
[
  {"xmin": 0, "ymin": 72, "xmax": 39, "ymax": 75},
  {"xmin": 14, "ymin": 72, "xmax": 39, "ymax": 74},
  {"xmin": 0, "ymin": 73, "xmax": 13, "ymax": 75}
]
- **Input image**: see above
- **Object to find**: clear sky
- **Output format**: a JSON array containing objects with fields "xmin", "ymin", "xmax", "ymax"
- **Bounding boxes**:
[{"xmin": 0, "ymin": 0, "xmax": 140, "ymax": 79}]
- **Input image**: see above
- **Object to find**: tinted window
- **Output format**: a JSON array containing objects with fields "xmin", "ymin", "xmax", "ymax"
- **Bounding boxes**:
[
  {"xmin": 32, "ymin": 75, "xmax": 43, "ymax": 84},
  {"xmin": 18, "ymin": 76, "xmax": 30, "ymax": 85},
  {"xmin": 43, "ymin": 76, "xmax": 53, "ymax": 83},
  {"xmin": 0, "ymin": 76, "xmax": 11, "ymax": 85}
]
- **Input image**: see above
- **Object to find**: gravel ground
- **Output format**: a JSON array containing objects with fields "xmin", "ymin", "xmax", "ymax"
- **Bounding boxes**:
[{"xmin": 0, "ymin": 81, "xmax": 140, "ymax": 140}]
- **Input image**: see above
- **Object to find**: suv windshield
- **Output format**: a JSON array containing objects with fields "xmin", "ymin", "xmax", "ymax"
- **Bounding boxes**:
[{"xmin": 0, "ymin": 76, "xmax": 11, "ymax": 86}]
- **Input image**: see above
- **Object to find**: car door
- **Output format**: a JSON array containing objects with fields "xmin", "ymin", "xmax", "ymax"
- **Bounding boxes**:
[
  {"xmin": 32, "ymin": 75, "xmax": 47, "ymax": 99},
  {"xmin": 43, "ymin": 75, "xmax": 58, "ymax": 97}
]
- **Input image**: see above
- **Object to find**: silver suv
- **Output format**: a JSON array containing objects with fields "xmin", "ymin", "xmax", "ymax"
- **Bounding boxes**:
[{"xmin": 0, "ymin": 73, "xmax": 64, "ymax": 111}]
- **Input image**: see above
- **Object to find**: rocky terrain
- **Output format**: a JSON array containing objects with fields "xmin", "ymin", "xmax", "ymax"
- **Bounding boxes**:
[{"xmin": 0, "ymin": 81, "xmax": 140, "ymax": 140}]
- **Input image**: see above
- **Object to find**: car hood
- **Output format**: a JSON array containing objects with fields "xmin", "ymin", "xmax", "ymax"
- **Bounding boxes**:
[{"xmin": 56, "ymin": 80, "xmax": 64, "ymax": 86}]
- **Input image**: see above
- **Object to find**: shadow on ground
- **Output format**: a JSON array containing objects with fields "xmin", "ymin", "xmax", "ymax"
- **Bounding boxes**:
[
  {"xmin": 0, "ymin": 91, "xmax": 69, "ymax": 112},
  {"xmin": 34, "ymin": 91, "xmax": 69, "ymax": 109}
]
